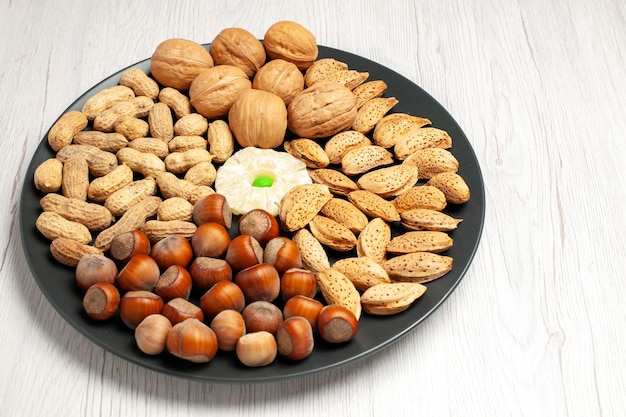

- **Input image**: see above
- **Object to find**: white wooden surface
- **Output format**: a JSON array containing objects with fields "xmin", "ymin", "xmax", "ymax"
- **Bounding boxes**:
[{"xmin": 2, "ymin": 0, "xmax": 625, "ymax": 415}]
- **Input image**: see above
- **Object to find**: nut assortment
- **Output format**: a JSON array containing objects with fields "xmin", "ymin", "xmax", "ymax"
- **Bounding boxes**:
[{"xmin": 31, "ymin": 21, "xmax": 471, "ymax": 368}]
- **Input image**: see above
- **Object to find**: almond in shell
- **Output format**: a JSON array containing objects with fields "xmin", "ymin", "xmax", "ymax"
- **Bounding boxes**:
[
  {"xmin": 360, "ymin": 282, "xmax": 427, "ymax": 315},
  {"xmin": 341, "ymin": 145, "xmax": 394, "ymax": 176},
  {"xmin": 324, "ymin": 130, "xmax": 372, "ymax": 164},
  {"xmin": 320, "ymin": 198, "xmax": 368, "ymax": 233},
  {"xmin": 400, "ymin": 208, "xmax": 463, "ymax": 231},
  {"xmin": 392, "ymin": 185, "xmax": 447, "ymax": 213},
  {"xmin": 319, "ymin": 69, "xmax": 369, "ymax": 90},
  {"xmin": 351, "ymin": 97, "xmax": 398, "ymax": 135},
  {"xmin": 279, "ymin": 184, "xmax": 333, "ymax": 232},
  {"xmin": 331, "ymin": 256, "xmax": 391, "ymax": 291},
  {"xmin": 383, "ymin": 252, "xmax": 453, "ymax": 283},
  {"xmin": 356, "ymin": 164, "xmax": 418, "ymax": 198},
  {"xmin": 308, "ymin": 169, "xmax": 359, "ymax": 196},
  {"xmin": 308, "ymin": 215, "xmax": 357, "ymax": 252},
  {"xmin": 426, "ymin": 172, "xmax": 470, "ymax": 204},
  {"xmin": 386, "ymin": 231, "xmax": 453, "ymax": 254},
  {"xmin": 356, "ymin": 217, "xmax": 391, "ymax": 265},
  {"xmin": 372, "ymin": 113, "xmax": 431, "ymax": 148},
  {"xmin": 316, "ymin": 268, "xmax": 362, "ymax": 320},
  {"xmin": 292, "ymin": 228, "xmax": 331, "ymax": 273},
  {"xmin": 303, "ymin": 58, "xmax": 349, "ymax": 87},
  {"xmin": 394, "ymin": 127, "xmax": 453, "ymax": 160},
  {"xmin": 352, "ymin": 80, "xmax": 387, "ymax": 109},
  {"xmin": 402, "ymin": 147, "xmax": 459, "ymax": 179},
  {"xmin": 284, "ymin": 138, "xmax": 330, "ymax": 169},
  {"xmin": 347, "ymin": 190, "xmax": 400, "ymax": 222}
]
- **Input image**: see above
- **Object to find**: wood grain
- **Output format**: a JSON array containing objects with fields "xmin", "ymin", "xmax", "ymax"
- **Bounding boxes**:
[{"xmin": 2, "ymin": 0, "xmax": 626, "ymax": 416}]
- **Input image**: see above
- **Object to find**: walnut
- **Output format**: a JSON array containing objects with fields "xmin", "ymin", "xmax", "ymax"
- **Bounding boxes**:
[
  {"xmin": 228, "ymin": 89, "xmax": 288, "ymax": 149},
  {"xmin": 189, "ymin": 65, "xmax": 251, "ymax": 119},
  {"xmin": 287, "ymin": 82, "xmax": 357, "ymax": 139},
  {"xmin": 252, "ymin": 59, "xmax": 304, "ymax": 105},
  {"xmin": 150, "ymin": 38, "xmax": 214, "ymax": 90},
  {"xmin": 263, "ymin": 21, "xmax": 318, "ymax": 70},
  {"xmin": 209, "ymin": 28, "xmax": 266, "ymax": 78}
]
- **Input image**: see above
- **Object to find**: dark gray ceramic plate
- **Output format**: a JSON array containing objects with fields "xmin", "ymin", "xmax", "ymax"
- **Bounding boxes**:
[{"xmin": 20, "ymin": 45, "xmax": 485, "ymax": 383}]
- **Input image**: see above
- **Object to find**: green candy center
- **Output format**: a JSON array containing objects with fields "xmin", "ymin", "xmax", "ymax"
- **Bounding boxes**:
[{"xmin": 252, "ymin": 175, "xmax": 274, "ymax": 188}]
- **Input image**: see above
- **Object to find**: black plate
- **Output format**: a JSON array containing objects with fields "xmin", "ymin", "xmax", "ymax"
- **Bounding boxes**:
[{"xmin": 19, "ymin": 45, "xmax": 485, "ymax": 383}]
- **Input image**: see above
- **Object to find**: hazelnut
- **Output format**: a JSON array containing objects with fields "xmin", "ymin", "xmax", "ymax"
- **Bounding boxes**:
[
  {"xmin": 236, "ymin": 331, "xmax": 277, "ymax": 367},
  {"xmin": 82, "ymin": 282, "xmax": 120, "ymax": 321},
  {"xmin": 276, "ymin": 316, "xmax": 314, "ymax": 360},
  {"xmin": 210, "ymin": 309, "xmax": 246, "ymax": 351},
  {"xmin": 200, "ymin": 280, "xmax": 245, "ymax": 318},
  {"xmin": 135, "ymin": 314, "xmax": 172, "ymax": 355},
  {"xmin": 166, "ymin": 318, "xmax": 218, "ymax": 363},
  {"xmin": 238, "ymin": 209, "xmax": 279, "ymax": 246}
]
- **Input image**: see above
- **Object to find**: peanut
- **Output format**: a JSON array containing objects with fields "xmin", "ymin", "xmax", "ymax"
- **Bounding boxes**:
[
  {"xmin": 158, "ymin": 87, "xmax": 192, "ymax": 119},
  {"xmin": 40, "ymin": 193, "xmax": 113, "ymax": 231},
  {"xmin": 73, "ymin": 131, "xmax": 129, "ymax": 153},
  {"xmin": 56, "ymin": 144, "xmax": 118, "ymax": 177},
  {"xmin": 164, "ymin": 149, "xmax": 213, "ymax": 174},
  {"xmin": 168, "ymin": 135, "xmax": 207, "ymax": 153},
  {"xmin": 94, "ymin": 196, "xmax": 162, "ymax": 251},
  {"xmin": 114, "ymin": 115, "xmax": 150, "ymax": 140},
  {"xmin": 156, "ymin": 197, "xmax": 194, "ymax": 221},
  {"xmin": 50, "ymin": 237, "xmax": 103, "ymax": 267},
  {"xmin": 184, "ymin": 161, "xmax": 216, "ymax": 186},
  {"xmin": 116, "ymin": 147, "xmax": 166, "ymax": 178},
  {"xmin": 93, "ymin": 96, "xmax": 154, "ymax": 132},
  {"xmin": 207, "ymin": 120, "xmax": 234, "ymax": 163},
  {"xmin": 104, "ymin": 177, "xmax": 157, "ymax": 217},
  {"xmin": 127, "ymin": 137, "xmax": 170, "ymax": 159},
  {"xmin": 87, "ymin": 164, "xmax": 134, "ymax": 202},
  {"xmin": 140, "ymin": 220, "xmax": 197, "ymax": 243},
  {"xmin": 119, "ymin": 68, "xmax": 160, "ymax": 100},
  {"xmin": 36, "ymin": 211, "xmax": 92, "ymax": 244},
  {"xmin": 81, "ymin": 85, "xmax": 135, "ymax": 120},
  {"xmin": 47, "ymin": 110, "xmax": 88, "ymax": 151},
  {"xmin": 156, "ymin": 172, "xmax": 214, "ymax": 204},
  {"xmin": 148, "ymin": 102, "xmax": 174, "ymax": 142},
  {"xmin": 61, "ymin": 154, "xmax": 89, "ymax": 200},
  {"xmin": 34, "ymin": 158, "xmax": 63, "ymax": 193},
  {"xmin": 173, "ymin": 113, "xmax": 208, "ymax": 136}
]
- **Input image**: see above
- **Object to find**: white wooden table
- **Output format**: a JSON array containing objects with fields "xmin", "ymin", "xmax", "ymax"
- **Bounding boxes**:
[{"xmin": 2, "ymin": 0, "xmax": 625, "ymax": 415}]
